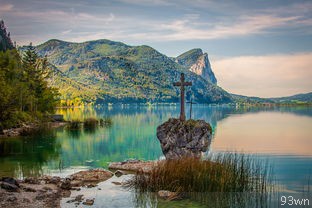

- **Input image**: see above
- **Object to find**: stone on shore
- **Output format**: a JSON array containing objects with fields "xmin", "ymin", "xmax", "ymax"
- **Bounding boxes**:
[
  {"xmin": 70, "ymin": 169, "xmax": 113, "ymax": 185},
  {"xmin": 157, "ymin": 118, "xmax": 212, "ymax": 160},
  {"xmin": 0, "ymin": 169, "xmax": 113, "ymax": 208},
  {"xmin": 108, "ymin": 160, "xmax": 157, "ymax": 173}
]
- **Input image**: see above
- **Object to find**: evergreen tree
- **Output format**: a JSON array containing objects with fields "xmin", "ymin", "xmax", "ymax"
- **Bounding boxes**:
[{"xmin": 0, "ymin": 39, "xmax": 59, "ymax": 129}]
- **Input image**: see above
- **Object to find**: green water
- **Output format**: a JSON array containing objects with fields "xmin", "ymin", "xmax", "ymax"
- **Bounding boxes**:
[{"xmin": 1, "ymin": 105, "xmax": 312, "ymax": 207}]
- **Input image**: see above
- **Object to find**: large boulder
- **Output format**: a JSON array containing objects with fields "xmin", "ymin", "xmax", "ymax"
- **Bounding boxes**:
[{"xmin": 156, "ymin": 118, "xmax": 212, "ymax": 160}]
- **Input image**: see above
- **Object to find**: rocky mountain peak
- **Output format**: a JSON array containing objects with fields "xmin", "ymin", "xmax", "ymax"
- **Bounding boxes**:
[
  {"xmin": 175, "ymin": 48, "xmax": 203, "ymax": 68},
  {"xmin": 189, "ymin": 53, "xmax": 217, "ymax": 84},
  {"xmin": 176, "ymin": 49, "xmax": 217, "ymax": 84}
]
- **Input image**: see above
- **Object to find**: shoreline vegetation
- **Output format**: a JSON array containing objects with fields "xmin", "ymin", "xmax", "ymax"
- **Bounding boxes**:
[
  {"xmin": 0, "ymin": 155, "xmax": 274, "ymax": 208},
  {"xmin": 125, "ymin": 154, "xmax": 273, "ymax": 206},
  {"xmin": 0, "ymin": 116, "xmax": 112, "ymax": 137}
]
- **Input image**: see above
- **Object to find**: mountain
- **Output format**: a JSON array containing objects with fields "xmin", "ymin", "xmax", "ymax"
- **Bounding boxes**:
[
  {"xmin": 0, "ymin": 20, "xmax": 14, "ymax": 51},
  {"xmin": 25, "ymin": 39, "xmax": 232, "ymax": 105},
  {"xmin": 232, "ymin": 92, "xmax": 312, "ymax": 104},
  {"xmin": 270, "ymin": 92, "xmax": 312, "ymax": 104},
  {"xmin": 231, "ymin": 94, "xmax": 274, "ymax": 104},
  {"xmin": 175, "ymin": 48, "xmax": 217, "ymax": 84}
]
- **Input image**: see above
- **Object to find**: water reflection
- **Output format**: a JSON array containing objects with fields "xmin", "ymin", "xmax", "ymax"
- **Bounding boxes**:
[
  {"xmin": 0, "ymin": 129, "xmax": 61, "ymax": 178},
  {"xmin": 0, "ymin": 105, "xmax": 311, "ymax": 194}
]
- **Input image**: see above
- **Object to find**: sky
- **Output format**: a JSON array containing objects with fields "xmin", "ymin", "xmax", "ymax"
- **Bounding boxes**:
[{"xmin": 0, "ymin": 0, "xmax": 311, "ymax": 97}]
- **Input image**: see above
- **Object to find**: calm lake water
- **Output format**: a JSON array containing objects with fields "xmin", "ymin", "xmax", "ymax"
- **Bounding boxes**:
[{"xmin": 1, "ymin": 105, "xmax": 312, "ymax": 206}]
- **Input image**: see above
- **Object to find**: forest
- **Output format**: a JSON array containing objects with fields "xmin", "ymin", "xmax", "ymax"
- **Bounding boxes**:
[{"xmin": 0, "ymin": 20, "xmax": 59, "ymax": 130}]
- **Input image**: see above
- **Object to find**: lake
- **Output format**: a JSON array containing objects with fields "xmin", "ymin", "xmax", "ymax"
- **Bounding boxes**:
[{"xmin": 1, "ymin": 105, "xmax": 311, "ymax": 206}]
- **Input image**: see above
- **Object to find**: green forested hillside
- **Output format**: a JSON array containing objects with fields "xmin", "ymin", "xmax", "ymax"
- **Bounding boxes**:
[
  {"xmin": 270, "ymin": 92, "xmax": 312, "ymax": 104},
  {"xmin": 25, "ymin": 39, "xmax": 232, "ymax": 105},
  {"xmin": 0, "ymin": 47, "xmax": 59, "ymax": 129}
]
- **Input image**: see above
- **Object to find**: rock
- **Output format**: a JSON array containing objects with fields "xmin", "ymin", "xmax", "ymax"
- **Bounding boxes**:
[
  {"xmin": 23, "ymin": 186, "xmax": 37, "ymax": 192},
  {"xmin": 70, "ymin": 180, "xmax": 82, "ymax": 187},
  {"xmin": 70, "ymin": 169, "xmax": 113, "ymax": 185},
  {"xmin": 109, "ymin": 161, "xmax": 156, "ymax": 173},
  {"xmin": 67, "ymin": 194, "xmax": 84, "ymax": 203},
  {"xmin": 1, "ymin": 177, "xmax": 20, "ymax": 187},
  {"xmin": 111, "ymin": 181, "xmax": 122, "ymax": 185},
  {"xmin": 24, "ymin": 177, "xmax": 40, "ymax": 184},
  {"xmin": 35, "ymin": 192, "xmax": 46, "ymax": 200},
  {"xmin": 0, "ymin": 182, "xmax": 19, "ymax": 192},
  {"xmin": 114, "ymin": 170, "xmax": 126, "ymax": 177},
  {"xmin": 60, "ymin": 178, "xmax": 72, "ymax": 190},
  {"xmin": 86, "ymin": 184, "xmax": 96, "ymax": 188},
  {"xmin": 156, "ymin": 118, "xmax": 212, "ymax": 160},
  {"xmin": 49, "ymin": 176, "xmax": 61, "ymax": 185},
  {"xmin": 6, "ymin": 195, "xmax": 17, "ymax": 202},
  {"xmin": 75, "ymin": 194, "xmax": 84, "ymax": 201},
  {"xmin": 22, "ymin": 198, "xmax": 31, "ymax": 203},
  {"xmin": 157, "ymin": 190, "xmax": 180, "ymax": 201},
  {"xmin": 83, "ymin": 198, "xmax": 94, "ymax": 206}
]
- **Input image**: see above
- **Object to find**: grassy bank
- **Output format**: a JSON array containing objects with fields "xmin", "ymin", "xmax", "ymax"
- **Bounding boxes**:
[
  {"xmin": 127, "ymin": 153, "xmax": 271, "ymax": 193},
  {"xmin": 126, "ymin": 153, "xmax": 273, "ymax": 206}
]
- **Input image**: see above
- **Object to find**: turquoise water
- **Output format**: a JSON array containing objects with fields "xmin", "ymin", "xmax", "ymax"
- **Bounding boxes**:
[{"xmin": 0, "ymin": 105, "xmax": 312, "ymax": 194}]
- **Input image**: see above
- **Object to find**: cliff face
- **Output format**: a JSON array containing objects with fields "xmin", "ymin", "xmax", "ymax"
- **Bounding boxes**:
[
  {"xmin": 189, "ymin": 53, "xmax": 217, "ymax": 84},
  {"xmin": 175, "ymin": 49, "xmax": 217, "ymax": 84}
]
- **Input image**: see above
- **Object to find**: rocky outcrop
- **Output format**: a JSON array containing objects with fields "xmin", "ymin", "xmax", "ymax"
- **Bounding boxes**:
[
  {"xmin": 156, "ymin": 118, "xmax": 212, "ymax": 160},
  {"xmin": 175, "ymin": 48, "xmax": 217, "ymax": 84},
  {"xmin": 190, "ymin": 53, "xmax": 217, "ymax": 84}
]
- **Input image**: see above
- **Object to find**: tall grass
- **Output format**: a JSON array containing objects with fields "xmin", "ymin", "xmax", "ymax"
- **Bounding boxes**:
[
  {"xmin": 67, "ymin": 119, "xmax": 82, "ymax": 130},
  {"xmin": 83, "ymin": 117, "xmax": 99, "ymax": 130},
  {"xmin": 126, "ymin": 153, "xmax": 272, "ymax": 194},
  {"xmin": 126, "ymin": 153, "xmax": 273, "ymax": 207},
  {"xmin": 99, "ymin": 117, "xmax": 113, "ymax": 127}
]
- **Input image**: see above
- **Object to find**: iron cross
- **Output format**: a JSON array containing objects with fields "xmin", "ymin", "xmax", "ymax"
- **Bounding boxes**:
[{"xmin": 173, "ymin": 73, "xmax": 192, "ymax": 121}]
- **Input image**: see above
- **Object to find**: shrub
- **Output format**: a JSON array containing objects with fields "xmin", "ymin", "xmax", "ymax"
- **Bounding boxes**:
[
  {"xmin": 68, "ymin": 120, "xmax": 82, "ymax": 130},
  {"xmin": 84, "ymin": 117, "xmax": 99, "ymax": 129},
  {"xmin": 99, "ymin": 117, "xmax": 113, "ymax": 127}
]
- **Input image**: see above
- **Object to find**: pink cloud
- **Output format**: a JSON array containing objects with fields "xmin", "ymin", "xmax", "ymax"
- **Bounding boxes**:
[{"xmin": 212, "ymin": 53, "xmax": 312, "ymax": 97}]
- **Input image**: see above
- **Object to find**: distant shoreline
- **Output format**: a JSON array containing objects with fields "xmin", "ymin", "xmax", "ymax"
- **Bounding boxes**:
[
  {"xmin": 55, "ymin": 102, "xmax": 312, "ymax": 108},
  {"xmin": 0, "ymin": 121, "xmax": 67, "ymax": 138}
]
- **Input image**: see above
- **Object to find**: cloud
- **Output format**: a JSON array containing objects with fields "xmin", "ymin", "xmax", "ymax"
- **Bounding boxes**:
[
  {"xmin": 212, "ymin": 53, "xmax": 312, "ymax": 97},
  {"xmin": 0, "ymin": 3, "xmax": 14, "ymax": 12},
  {"xmin": 151, "ymin": 14, "xmax": 303, "ymax": 41},
  {"xmin": 118, "ymin": 0, "xmax": 173, "ymax": 6},
  {"xmin": 53, "ymin": 13, "xmax": 307, "ymax": 44}
]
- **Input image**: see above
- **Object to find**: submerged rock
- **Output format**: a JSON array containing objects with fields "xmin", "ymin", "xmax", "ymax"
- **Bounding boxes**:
[
  {"xmin": 83, "ymin": 198, "xmax": 95, "ymax": 206},
  {"xmin": 157, "ymin": 118, "xmax": 212, "ymax": 160}
]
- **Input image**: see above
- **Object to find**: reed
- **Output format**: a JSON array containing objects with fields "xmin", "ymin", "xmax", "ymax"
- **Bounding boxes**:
[
  {"xmin": 83, "ymin": 117, "xmax": 99, "ymax": 129},
  {"xmin": 67, "ymin": 119, "xmax": 82, "ymax": 130},
  {"xmin": 99, "ymin": 117, "xmax": 113, "ymax": 127},
  {"xmin": 126, "ymin": 153, "xmax": 271, "ymax": 194}
]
